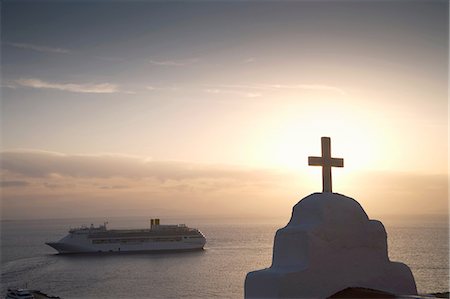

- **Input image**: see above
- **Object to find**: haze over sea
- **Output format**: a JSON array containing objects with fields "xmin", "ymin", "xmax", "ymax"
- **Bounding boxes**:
[{"xmin": 1, "ymin": 215, "xmax": 448, "ymax": 298}]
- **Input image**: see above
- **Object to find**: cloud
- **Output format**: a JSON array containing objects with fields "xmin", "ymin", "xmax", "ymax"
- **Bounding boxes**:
[
  {"xmin": 1, "ymin": 149, "xmax": 298, "ymax": 219},
  {"xmin": 98, "ymin": 185, "xmax": 130, "ymax": 190},
  {"xmin": 203, "ymin": 88, "xmax": 261, "ymax": 98},
  {"xmin": 1, "ymin": 81, "xmax": 18, "ymax": 89},
  {"xmin": 0, "ymin": 150, "xmax": 280, "ymax": 181},
  {"xmin": 143, "ymin": 82, "xmax": 345, "ymax": 98},
  {"xmin": 15, "ymin": 78, "xmax": 119, "ymax": 94},
  {"xmin": 0, "ymin": 180, "xmax": 30, "ymax": 187},
  {"xmin": 1, "ymin": 150, "xmax": 447, "ymax": 220},
  {"xmin": 146, "ymin": 85, "xmax": 179, "ymax": 92},
  {"xmin": 5, "ymin": 42, "xmax": 70, "ymax": 54},
  {"xmin": 148, "ymin": 58, "xmax": 199, "ymax": 66},
  {"xmin": 202, "ymin": 83, "xmax": 347, "ymax": 98},
  {"xmin": 223, "ymin": 83, "xmax": 346, "ymax": 95},
  {"xmin": 243, "ymin": 57, "xmax": 256, "ymax": 63},
  {"xmin": 265, "ymin": 84, "xmax": 347, "ymax": 96},
  {"xmin": 42, "ymin": 182, "xmax": 75, "ymax": 190}
]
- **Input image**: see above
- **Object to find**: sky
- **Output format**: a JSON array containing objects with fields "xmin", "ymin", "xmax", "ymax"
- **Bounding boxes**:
[{"xmin": 1, "ymin": 0, "xmax": 448, "ymax": 220}]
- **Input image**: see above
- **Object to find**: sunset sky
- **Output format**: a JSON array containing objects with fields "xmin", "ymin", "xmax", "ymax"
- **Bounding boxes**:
[{"xmin": 1, "ymin": 1, "xmax": 448, "ymax": 220}]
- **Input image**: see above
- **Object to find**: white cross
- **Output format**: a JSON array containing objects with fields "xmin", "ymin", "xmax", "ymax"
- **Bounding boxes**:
[{"xmin": 308, "ymin": 137, "xmax": 344, "ymax": 193}]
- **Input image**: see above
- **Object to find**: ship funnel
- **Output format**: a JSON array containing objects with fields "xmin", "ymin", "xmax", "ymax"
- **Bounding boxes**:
[
  {"xmin": 150, "ymin": 219, "xmax": 155, "ymax": 229},
  {"xmin": 155, "ymin": 218, "xmax": 160, "ymax": 225}
]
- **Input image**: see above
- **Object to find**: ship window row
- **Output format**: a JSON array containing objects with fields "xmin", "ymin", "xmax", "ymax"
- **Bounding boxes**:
[{"xmin": 92, "ymin": 237, "xmax": 182, "ymax": 244}]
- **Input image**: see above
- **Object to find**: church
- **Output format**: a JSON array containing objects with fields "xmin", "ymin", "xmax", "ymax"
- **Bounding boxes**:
[{"xmin": 245, "ymin": 137, "xmax": 417, "ymax": 298}]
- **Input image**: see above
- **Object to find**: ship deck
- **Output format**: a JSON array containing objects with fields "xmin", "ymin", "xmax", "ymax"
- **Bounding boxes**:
[{"xmin": 88, "ymin": 229, "xmax": 201, "ymax": 238}]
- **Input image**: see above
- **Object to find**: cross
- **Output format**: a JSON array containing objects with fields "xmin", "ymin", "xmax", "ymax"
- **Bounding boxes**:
[{"xmin": 308, "ymin": 137, "xmax": 344, "ymax": 193}]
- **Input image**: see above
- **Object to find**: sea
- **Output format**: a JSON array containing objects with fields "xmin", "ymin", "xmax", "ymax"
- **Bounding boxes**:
[{"xmin": 1, "ymin": 216, "xmax": 448, "ymax": 298}]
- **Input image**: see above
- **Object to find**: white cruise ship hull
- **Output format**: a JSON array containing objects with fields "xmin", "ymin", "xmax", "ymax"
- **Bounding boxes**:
[
  {"xmin": 46, "ymin": 223, "xmax": 206, "ymax": 254},
  {"xmin": 46, "ymin": 240, "xmax": 205, "ymax": 254}
]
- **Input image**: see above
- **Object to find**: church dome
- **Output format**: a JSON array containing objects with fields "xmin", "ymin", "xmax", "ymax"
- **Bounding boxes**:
[{"xmin": 287, "ymin": 192, "xmax": 370, "ymax": 228}]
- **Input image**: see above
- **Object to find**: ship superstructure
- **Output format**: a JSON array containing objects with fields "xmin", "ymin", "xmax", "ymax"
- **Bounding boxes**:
[{"xmin": 46, "ymin": 219, "xmax": 206, "ymax": 253}]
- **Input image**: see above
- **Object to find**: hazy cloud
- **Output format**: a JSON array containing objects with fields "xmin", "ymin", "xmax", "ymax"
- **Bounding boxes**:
[
  {"xmin": 42, "ymin": 182, "xmax": 75, "ymax": 190},
  {"xmin": 201, "ymin": 83, "xmax": 347, "ymax": 98},
  {"xmin": 98, "ymin": 185, "xmax": 130, "ymax": 190},
  {"xmin": 0, "ymin": 150, "xmax": 279, "ymax": 181},
  {"xmin": 148, "ymin": 58, "xmax": 199, "ymax": 66},
  {"xmin": 5, "ymin": 42, "xmax": 70, "ymax": 54},
  {"xmin": 15, "ymin": 78, "xmax": 119, "ymax": 94},
  {"xmin": 1, "ymin": 150, "xmax": 447, "ymax": 220},
  {"xmin": 0, "ymin": 180, "xmax": 30, "ymax": 188},
  {"xmin": 1, "ymin": 149, "xmax": 297, "ymax": 219},
  {"xmin": 243, "ymin": 57, "xmax": 256, "ymax": 63},
  {"xmin": 145, "ymin": 85, "xmax": 179, "ymax": 92},
  {"xmin": 265, "ymin": 84, "xmax": 347, "ymax": 96},
  {"xmin": 210, "ymin": 84, "xmax": 275, "ymax": 90},
  {"xmin": 1, "ymin": 81, "xmax": 18, "ymax": 89},
  {"xmin": 203, "ymin": 88, "xmax": 261, "ymax": 98}
]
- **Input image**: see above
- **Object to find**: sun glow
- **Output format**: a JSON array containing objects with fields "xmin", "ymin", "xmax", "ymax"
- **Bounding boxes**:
[{"xmin": 249, "ymin": 99, "xmax": 382, "ymax": 173}]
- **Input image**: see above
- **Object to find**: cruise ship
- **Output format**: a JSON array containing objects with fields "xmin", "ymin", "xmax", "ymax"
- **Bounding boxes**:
[{"xmin": 46, "ymin": 219, "xmax": 206, "ymax": 254}]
